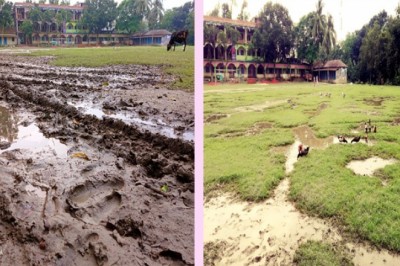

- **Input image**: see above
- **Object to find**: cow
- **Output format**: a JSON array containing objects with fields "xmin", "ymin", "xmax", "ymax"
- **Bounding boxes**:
[{"xmin": 167, "ymin": 30, "xmax": 188, "ymax": 51}]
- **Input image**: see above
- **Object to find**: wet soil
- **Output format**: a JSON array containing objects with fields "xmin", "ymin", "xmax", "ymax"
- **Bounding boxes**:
[
  {"xmin": 205, "ymin": 125, "xmax": 399, "ymax": 265},
  {"xmin": 0, "ymin": 55, "xmax": 194, "ymax": 265},
  {"xmin": 346, "ymin": 157, "xmax": 397, "ymax": 177},
  {"xmin": 204, "ymin": 179, "xmax": 400, "ymax": 266}
]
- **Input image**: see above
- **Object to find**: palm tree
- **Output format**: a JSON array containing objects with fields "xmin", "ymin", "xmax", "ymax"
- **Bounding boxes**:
[
  {"xmin": 322, "ymin": 14, "xmax": 336, "ymax": 54},
  {"xmin": 135, "ymin": 0, "xmax": 151, "ymax": 18},
  {"xmin": 312, "ymin": 0, "xmax": 326, "ymax": 45},
  {"xmin": 148, "ymin": 0, "xmax": 163, "ymax": 29}
]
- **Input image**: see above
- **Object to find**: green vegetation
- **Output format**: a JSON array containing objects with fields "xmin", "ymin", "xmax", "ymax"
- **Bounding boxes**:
[
  {"xmin": 205, "ymin": 82, "xmax": 400, "ymax": 249},
  {"xmin": 293, "ymin": 240, "xmax": 353, "ymax": 266},
  {"xmin": 30, "ymin": 46, "xmax": 194, "ymax": 91}
]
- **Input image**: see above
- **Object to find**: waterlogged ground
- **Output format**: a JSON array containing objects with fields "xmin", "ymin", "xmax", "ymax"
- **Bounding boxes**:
[
  {"xmin": 0, "ymin": 55, "xmax": 194, "ymax": 265},
  {"xmin": 204, "ymin": 128, "xmax": 400, "ymax": 265},
  {"xmin": 204, "ymin": 83, "xmax": 400, "ymax": 265}
]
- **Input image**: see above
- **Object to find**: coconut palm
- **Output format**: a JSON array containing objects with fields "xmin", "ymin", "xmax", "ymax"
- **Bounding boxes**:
[
  {"xmin": 322, "ymin": 14, "xmax": 336, "ymax": 54},
  {"xmin": 312, "ymin": 0, "xmax": 326, "ymax": 45},
  {"xmin": 135, "ymin": 0, "xmax": 151, "ymax": 17}
]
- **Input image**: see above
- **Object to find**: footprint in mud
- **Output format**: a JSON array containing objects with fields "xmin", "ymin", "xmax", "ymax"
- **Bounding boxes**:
[{"xmin": 66, "ymin": 179, "xmax": 124, "ymax": 225}]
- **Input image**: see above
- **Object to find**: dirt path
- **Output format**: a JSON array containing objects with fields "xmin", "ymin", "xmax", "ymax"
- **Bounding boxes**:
[
  {"xmin": 205, "ymin": 126, "xmax": 400, "ymax": 266},
  {"xmin": 0, "ymin": 55, "xmax": 193, "ymax": 265}
]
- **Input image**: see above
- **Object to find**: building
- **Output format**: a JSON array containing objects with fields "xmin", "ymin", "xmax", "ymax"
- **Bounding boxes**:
[
  {"xmin": 313, "ymin": 60, "xmax": 348, "ymax": 84},
  {"xmin": 0, "ymin": 28, "xmax": 17, "ymax": 46},
  {"xmin": 14, "ymin": 2, "xmax": 130, "ymax": 46},
  {"xmin": 132, "ymin": 29, "xmax": 171, "ymax": 46},
  {"xmin": 203, "ymin": 16, "xmax": 346, "ymax": 84}
]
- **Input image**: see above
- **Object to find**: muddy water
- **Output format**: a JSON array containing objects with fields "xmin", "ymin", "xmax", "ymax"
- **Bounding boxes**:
[
  {"xmin": 0, "ymin": 55, "xmax": 193, "ymax": 265},
  {"xmin": 68, "ymin": 100, "xmax": 193, "ymax": 141},
  {"xmin": 204, "ymin": 179, "xmax": 400, "ymax": 266},
  {"xmin": 347, "ymin": 157, "xmax": 397, "ymax": 176}
]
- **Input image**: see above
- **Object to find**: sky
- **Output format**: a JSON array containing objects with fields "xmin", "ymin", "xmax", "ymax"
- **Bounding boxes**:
[{"xmin": 204, "ymin": 0, "xmax": 400, "ymax": 42}]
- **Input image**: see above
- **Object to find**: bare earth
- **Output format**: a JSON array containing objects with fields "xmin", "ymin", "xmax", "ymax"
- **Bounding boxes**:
[{"xmin": 0, "ymin": 55, "xmax": 194, "ymax": 265}]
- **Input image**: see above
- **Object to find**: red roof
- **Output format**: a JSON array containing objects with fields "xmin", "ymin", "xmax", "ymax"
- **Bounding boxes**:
[
  {"xmin": 14, "ymin": 2, "xmax": 84, "ymax": 11},
  {"xmin": 204, "ymin": 16, "xmax": 256, "ymax": 28}
]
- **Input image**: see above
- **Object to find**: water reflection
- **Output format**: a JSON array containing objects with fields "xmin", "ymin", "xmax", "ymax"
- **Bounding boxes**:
[{"xmin": 0, "ymin": 105, "xmax": 18, "ymax": 143}]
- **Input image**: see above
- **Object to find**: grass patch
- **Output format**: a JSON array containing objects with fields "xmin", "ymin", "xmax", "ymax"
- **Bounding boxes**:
[
  {"xmin": 28, "ymin": 46, "xmax": 194, "ymax": 91},
  {"xmin": 293, "ymin": 240, "xmax": 353, "ymax": 266},
  {"xmin": 205, "ymin": 82, "xmax": 400, "ymax": 250}
]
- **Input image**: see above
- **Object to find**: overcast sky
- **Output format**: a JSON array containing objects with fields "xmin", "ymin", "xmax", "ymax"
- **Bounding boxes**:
[
  {"xmin": 204, "ymin": 0, "xmax": 400, "ymax": 42},
  {"xmin": 9, "ymin": 0, "xmax": 186, "ymax": 11}
]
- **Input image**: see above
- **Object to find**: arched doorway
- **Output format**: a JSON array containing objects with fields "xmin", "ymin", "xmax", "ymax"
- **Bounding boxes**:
[
  {"xmin": 203, "ymin": 43, "xmax": 214, "ymax": 59},
  {"xmin": 227, "ymin": 63, "xmax": 236, "ymax": 78},
  {"xmin": 248, "ymin": 64, "xmax": 256, "ymax": 78}
]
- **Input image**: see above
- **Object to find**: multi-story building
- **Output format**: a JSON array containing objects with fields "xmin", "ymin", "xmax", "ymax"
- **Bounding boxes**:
[
  {"xmin": 203, "ymin": 16, "xmax": 347, "ymax": 84},
  {"xmin": 14, "ymin": 2, "xmax": 130, "ymax": 46}
]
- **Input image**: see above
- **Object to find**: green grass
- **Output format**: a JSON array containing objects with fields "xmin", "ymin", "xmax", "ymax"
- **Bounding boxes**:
[
  {"xmin": 28, "ymin": 46, "xmax": 194, "ymax": 91},
  {"xmin": 205, "ymin": 82, "xmax": 400, "ymax": 250},
  {"xmin": 293, "ymin": 240, "xmax": 353, "ymax": 266}
]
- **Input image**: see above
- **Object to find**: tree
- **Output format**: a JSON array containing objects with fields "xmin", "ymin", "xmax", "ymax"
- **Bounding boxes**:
[
  {"xmin": 135, "ymin": 0, "xmax": 151, "ymax": 18},
  {"xmin": 204, "ymin": 24, "xmax": 219, "ymax": 59},
  {"xmin": 55, "ymin": 9, "xmax": 72, "ymax": 33},
  {"xmin": 217, "ymin": 30, "xmax": 228, "ymax": 60},
  {"xmin": 148, "ymin": 0, "xmax": 164, "ymax": 30},
  {"xmin": 237, "ymin": 0, "xmax": 249, "ymax": 21},
  {"xmin": 0, "ymin": 1, "xmax": 13, "ymax": 35},
  {"xmin": 295, "ymin": 12, "xmax": 319, "ymax": 64},
  {"xmin": 312, "ymin": 0, "xmax": 326, "ymax": 45},
  {"xmin": 252, "ymin": 2, "xmax": 294, "ymax": 66},
  {"xmin": 208, "ymin": 3, "xmax": 219, "ymax": 17},
  {"xmin": 20, "ymin": 20, "xmax": 33, "ymax": 44},
  {"xmin": 221, "ymin": 3, "xmax": 231, "ymax": 19},
  {"xmin": 81, "ymin": 0, "xmax": 118, "ymax": 41},
  {"xmin": 116, "ymin": 0, "xmax": 146, "ymax": 34},
  {"xmin": 322, "ymin": 14, "xmax": 336, "ymax": 55},
  {"xmin": 60, "ymin": 0, "xmax": 70, "ymax": 5}
]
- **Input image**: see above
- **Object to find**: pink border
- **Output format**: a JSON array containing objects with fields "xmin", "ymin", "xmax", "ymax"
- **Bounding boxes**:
[{"xmin": 194, "ymin": 0, "xmax": 204, "ymax": 265}]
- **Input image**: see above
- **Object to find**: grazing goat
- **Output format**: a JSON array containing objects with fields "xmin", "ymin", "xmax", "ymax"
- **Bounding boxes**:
[
  {"xmin": 167, "ymin": 30, "xmax": 188, "ymax": 51},
  {"xmin": 297, "ymin": 146, "xmax": 310, "ymax": 159},
  {"xmin": 351, "ymin": 136, "xmax": 361, "ymax": 143}
]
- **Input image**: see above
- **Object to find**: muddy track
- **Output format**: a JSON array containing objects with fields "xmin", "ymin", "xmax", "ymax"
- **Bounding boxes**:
[{"xmin": 0, "ymin": 55, "xmax": 194, "ymax": 265}]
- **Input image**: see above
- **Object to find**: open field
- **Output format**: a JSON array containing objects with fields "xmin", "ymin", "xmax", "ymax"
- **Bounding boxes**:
[
  {"xmin": 19, "ymin": 46, "xmax": 194, "ymax": 91},
  {"xmin": 204, "ymin": 82, "xmax": 400, "ymax": 264},
  {"xmin": 0, "ymin": 47, "xmax": 193, "ymax": 265}
]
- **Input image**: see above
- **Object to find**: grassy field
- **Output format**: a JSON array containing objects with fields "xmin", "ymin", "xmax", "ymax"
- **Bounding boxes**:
[
  {"xmin": 28, "ymin": 46, "xmax": 194, "ymax": 91},
  {"xmin": 204, "ymin": 82, "xmax": 400, "ymax": 250},
  {"xmin": 293, "ymin": 240, "xmax": 353, "ymax": 266}
]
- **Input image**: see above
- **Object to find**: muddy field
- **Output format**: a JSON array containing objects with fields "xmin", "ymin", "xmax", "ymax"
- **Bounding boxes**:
[{"xmin": 0, "ymin": 55, "xmax": 194, "ymax": 265}]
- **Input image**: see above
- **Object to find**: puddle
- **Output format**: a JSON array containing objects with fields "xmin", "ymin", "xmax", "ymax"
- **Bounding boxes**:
[
  {"xmin": 1, "ymin": 124, "xmax": 69, "ymax": 158},
  {"xmin": 346, "ymin": 157, "xmax": 397, "ymax": 176},
  {"xmin": 0, "ymin": 105, "xmax": 18, "ymax": 143},
  {"xmin": 68, "ymin": 101, "xmax": 193, "ymax": 141},
  {"xmin": 235, "ymin": 100, "xmax": 287, "ymax": 113},
  {"xmin": 204, "ymin": 179, "xmax": 400, "ymax": 266}
]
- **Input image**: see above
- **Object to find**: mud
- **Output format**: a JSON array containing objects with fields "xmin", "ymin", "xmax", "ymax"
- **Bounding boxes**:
[
  {"xmin": 346, "ymin": 157, "xmax": 397, "ymax": 177},
  {"xmin": 0, "ymin": 55, "xmax": 193, "ymax": 265},
  {"xmin": 235, "ymin": 100, "xmax": 287, "ymax": 113},
  {"xmin": 204, "ymin": 179, "xmax": 400, "ymax": 266},
  {"xmin": 204, "ymin": 125, "xmax": 400, "ymax": 265}
]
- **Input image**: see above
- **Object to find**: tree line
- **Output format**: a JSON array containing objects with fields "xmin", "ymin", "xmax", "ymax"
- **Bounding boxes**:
[
  {"xmin": 207, "ymin": 0, "xmax": 400, "ymax": 85},
  {"xmin": 0, "ymin": 0, "xmax": 194, "ymax": 45}
]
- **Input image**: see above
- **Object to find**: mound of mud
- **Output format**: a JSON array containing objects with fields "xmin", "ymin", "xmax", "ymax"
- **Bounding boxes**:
[{"xmin": 0, "ymin": 55, "xmax": 194, "ymax": 265}]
